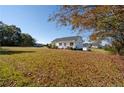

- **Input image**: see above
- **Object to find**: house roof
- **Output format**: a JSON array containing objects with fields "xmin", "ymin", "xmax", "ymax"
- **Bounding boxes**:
[{"xmin": 52, "ymin": 36, "xmax": 82, "ymax": 42}]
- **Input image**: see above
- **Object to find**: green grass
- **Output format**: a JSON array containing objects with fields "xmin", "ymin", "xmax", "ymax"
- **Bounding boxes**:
[
  {"xmin": 0, "ymin": 47, "xmax": 124, "ymax": 86},
  {"xmin": 91, "ymin": 48, "xmax": 111, "ymax": 54}
]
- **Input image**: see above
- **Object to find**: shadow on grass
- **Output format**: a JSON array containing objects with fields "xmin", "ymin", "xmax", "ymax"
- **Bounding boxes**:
[{"xmin": 0, "ymin": 50, "xmax": 35, "ymax": 55}]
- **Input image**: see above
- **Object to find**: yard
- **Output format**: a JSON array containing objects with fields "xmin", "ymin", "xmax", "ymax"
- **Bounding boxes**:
[{"xmin": 0, "ymin": 47, "xmax": 124, "ymax": 87}]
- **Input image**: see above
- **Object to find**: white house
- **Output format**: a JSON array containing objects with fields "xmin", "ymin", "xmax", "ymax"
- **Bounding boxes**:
[
  {"xmin": 91, "ymin": 41, "xmax": 102, "ymax": 48},
  {"xmin": 51, "ymin": 36, "xmax": 83, "ymax": 49}
]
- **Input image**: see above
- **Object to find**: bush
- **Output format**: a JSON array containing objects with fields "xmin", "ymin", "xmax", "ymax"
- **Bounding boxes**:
[
  {"xmin": 67, "ymin": 47, "xmax": 73, "ymax": 50},
  {"xmin": 104, "ymin": 45, "xmax": 124, "ymax": 55},
  {"xmin": 46, "ymin": 44, "xmax": 58, "ymax": 49},
  {"xmin": 104, "ymin": 46, "xmax": 116, "ymax": 54}
]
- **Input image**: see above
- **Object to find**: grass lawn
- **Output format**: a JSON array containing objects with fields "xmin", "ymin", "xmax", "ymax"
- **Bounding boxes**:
[
  {"xmin": 0, "ymin": 47, "xmax": 124, "ymax": 87},
  {"xmin": 91, "ymin": 48, "xmax": 111, "ymax": 54}
]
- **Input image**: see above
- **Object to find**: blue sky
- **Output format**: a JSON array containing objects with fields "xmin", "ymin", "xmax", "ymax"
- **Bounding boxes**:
[{"xmin": 0, "ymin": 5, "xmax": 91, "ymax": 44}]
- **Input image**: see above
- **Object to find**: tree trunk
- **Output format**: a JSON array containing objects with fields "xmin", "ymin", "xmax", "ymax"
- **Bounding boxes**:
[{"xmin": 116, "ymin": 48, "xmax": 121, "ymax": 56}]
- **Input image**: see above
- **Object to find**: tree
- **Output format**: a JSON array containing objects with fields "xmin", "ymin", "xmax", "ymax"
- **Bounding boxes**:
[
  {"xmin": 0, "ymin": 23, "xmax": 21, "ymax": 46},
  {"xmin": 49, "ymin": 6, "xmax": 124, "ymax": 55},
  {"xmin": 0, "ymin": 21, "xmax": 36, "ymax": 47},
  {"xmin": 20, "ymin": 33, "xmax": 36, "ymax": 46}
]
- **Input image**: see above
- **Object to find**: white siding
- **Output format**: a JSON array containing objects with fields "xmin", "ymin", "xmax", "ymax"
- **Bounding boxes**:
[
  {"xmin": 55, "ymin": 40, "xmax": 76, "ymax": 49},
  {"xmin": 52, "ymin": 37, "xmax": 83, "ymax": 49}
]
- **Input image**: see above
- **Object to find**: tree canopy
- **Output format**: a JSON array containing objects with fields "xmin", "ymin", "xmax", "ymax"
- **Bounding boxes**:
[
  {"xmin": 20, "ymin": 33, "xmax": 36, "ymax": 46},
  {"xmin": 0, "ymin": 21, "xmax": 36, "ymax": 46},
  {"xmin": 49, "ymin": 5, "xmax": 124, "ymax": 55}
]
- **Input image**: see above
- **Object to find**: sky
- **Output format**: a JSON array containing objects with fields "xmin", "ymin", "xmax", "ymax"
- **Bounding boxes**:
[{"xmin": 0, "ymin": 5, "xmax": 91, "ymax": 44}]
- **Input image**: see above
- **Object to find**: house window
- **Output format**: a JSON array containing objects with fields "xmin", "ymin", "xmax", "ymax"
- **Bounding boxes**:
[
  {"xmin": 70, "ymin": 42, "xmax": 74, "ymax": 46},
  {"xmin": 59, "ymin": 43, "xmax": 62, "ymax": 46},
  {"xmin": 64, "ymin": 43, "xmax": 66, "ymax": 46}
]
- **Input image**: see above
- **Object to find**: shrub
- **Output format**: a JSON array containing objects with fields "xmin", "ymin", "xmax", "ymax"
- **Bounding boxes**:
[
  {"xmin": 51, "ymin": 44, "xmax": 58, "ymax": 49},
  {"xmin": 104, "ymin": 46, "xmax": 116, "ymax": 54},
  {"xmin": 67, "ymin": 47, "xmax": 73, "ymax": 50},
  {"xmin": 46, "ymin": 44, "xmax": 58, "ymax": 49}
]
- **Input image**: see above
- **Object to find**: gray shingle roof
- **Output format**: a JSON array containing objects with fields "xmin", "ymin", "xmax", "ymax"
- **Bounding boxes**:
[{"xmin": 52, "ymin": 36, "xmax": 82, "ymax": 42}]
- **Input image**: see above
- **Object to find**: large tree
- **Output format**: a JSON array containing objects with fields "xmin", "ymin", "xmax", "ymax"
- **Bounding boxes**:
[
  {"xmin": 0, "ymin": 22, "xmax": 21, "ymax": 46},
  {"xmin": 49, "ymin": 5, "xmax": 124, "ymax": 55},
  {"xmin": 0, "ymin": 21, "xmax": 36, "ymax": 46},
  {"xmin": 20, "ymin": 33, "xmax": 36, "ymax": 46}
]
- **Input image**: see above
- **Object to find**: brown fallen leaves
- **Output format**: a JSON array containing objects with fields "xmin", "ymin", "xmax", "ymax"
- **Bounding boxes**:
[{"xmin": 0, "ymin": 47, "xmax": 124, "ymax": 86}]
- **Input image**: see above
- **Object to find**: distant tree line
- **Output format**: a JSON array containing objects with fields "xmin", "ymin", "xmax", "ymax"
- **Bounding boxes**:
[{"xmin": 0, "ymin": 21, "xmax": 36, "ymax": 46}]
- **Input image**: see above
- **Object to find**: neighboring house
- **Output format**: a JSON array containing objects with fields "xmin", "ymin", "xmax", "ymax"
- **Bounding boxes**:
[
  {"xmin": 83, "ymin": 43, "xmax": 92, "ymax": 48},
  {"xmin": 91, "ymin": 43, "xmax": 99, "ymax": 48},
  {"xmin": 51, "ymin": 36, "xmax": 83, "ymax": 49},
  {"xmin": 82, "ymin": 43, "xmax": 92, "ymax": 51},
  {"xmin": 91, "ymin": 41, "xmax": 102, "ymax": 48}
]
